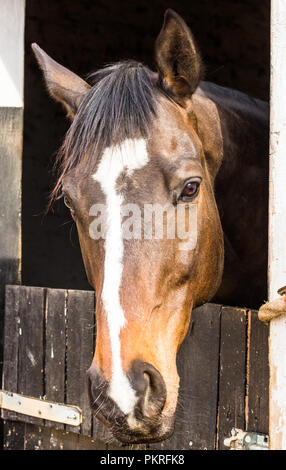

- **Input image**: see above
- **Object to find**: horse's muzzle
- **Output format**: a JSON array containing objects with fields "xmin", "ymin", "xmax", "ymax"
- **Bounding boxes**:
[{"xmin": 86, "ymin": 360, "xmax": 173, "ymax": 443}]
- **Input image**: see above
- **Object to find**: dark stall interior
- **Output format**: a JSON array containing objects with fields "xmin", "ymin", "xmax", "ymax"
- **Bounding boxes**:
[{"xmin": 22, "ymin": 0, "xmax": 270, "ymax": 291}]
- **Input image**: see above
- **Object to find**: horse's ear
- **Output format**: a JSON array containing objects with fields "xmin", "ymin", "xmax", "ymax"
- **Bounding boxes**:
[
  {"xmin": 155, "ymin": 9, "xmax": 203, "ymax": 104},
  {"xmin": 31, "ymin": 43, "xmax": 91, "ymax": 119}
]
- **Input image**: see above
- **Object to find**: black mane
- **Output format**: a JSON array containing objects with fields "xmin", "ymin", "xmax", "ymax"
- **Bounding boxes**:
[{"xmin": 52, "ymin": 61, "xmax": 158, "ymax": 201}]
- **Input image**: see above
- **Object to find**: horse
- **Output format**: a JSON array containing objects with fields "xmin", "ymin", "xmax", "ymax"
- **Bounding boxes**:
[{"xmin": 32, "ymin": 9, "xmax": 269, "ymax": 444}]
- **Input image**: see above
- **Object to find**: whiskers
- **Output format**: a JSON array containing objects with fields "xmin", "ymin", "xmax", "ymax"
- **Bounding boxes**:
[
  {"xmin": 91, "ymin": 389, "xmax": 104, "ymax": 408},
  {"xmin": 93, "ymin": 398, "xmax": 107, "ymax": 418}
]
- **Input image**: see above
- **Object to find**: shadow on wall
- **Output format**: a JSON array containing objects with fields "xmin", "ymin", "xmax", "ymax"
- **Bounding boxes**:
[{"xmin": 22, "ymin": 0, "xmax": 270, "ymax": 290}]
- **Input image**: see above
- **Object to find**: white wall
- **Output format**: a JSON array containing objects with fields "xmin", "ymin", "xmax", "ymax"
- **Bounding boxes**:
[
  {"xmin": 269, "ymin": 0, "xmax": 286, "ymax": 450},
  {"xmin": 0, "ymin": 0, "xmax": 25, "ymax": 107}
]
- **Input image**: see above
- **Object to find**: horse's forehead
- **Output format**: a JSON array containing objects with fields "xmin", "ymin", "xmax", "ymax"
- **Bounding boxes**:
[
  {"xmin": 94, "ymin": 139, "xmax": 149, "ymax": 184},
  {"xmin": 65, "ymin": 100, "xmax": 200, "ymax": 198},
  {"xmin": 91, "ymin": 97, "xmax": 199, "ymax": 171},
  {"xmin": 149, "ymin": 99, "xmax": 201, "ymax": 158},
  {"xmin": 149, "ymin": 128, "xmax": 198, "ymax": 161},
  {"xmin": 90, "ymin": 131, "xmax": 199, "ymax": 197}
]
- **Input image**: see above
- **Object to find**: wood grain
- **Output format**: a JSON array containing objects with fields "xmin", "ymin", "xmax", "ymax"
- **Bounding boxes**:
[{"xmin": 2, "ymin": 288, "xmax": 270, "ymax": 449}]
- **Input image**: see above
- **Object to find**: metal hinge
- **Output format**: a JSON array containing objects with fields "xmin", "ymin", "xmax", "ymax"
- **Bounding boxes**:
[
  {"xmin": 0, "ymin": 390, "xmax": 82, "ymax": 426},
  {"xmin": 224, "ymin": 428, "xmax": 269, "ymax": 450}
]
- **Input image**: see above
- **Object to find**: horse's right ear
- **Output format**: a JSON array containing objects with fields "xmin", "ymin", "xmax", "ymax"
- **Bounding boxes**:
[
  {"xmin": 155, "ymin": 9, "xmax": 203, "ymax": 105},
  {"xmin": 31, "ymin": 43, "xmax": 91, "ymax": 119}
]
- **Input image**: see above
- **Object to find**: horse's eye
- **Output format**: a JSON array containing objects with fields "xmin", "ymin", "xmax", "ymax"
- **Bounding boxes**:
[{"xmin": 179, "ymin": 180, "xmax": 201, "ymax": 201}]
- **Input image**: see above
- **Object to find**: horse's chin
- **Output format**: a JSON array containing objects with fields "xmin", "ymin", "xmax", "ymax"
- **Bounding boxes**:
[
  {"xmin": 113, "ymin": 428, "xmax": 174, "ymax": 445},
  {"xmin": 96, "ymin": 411, "xmax": 175, "ymax": 445}
]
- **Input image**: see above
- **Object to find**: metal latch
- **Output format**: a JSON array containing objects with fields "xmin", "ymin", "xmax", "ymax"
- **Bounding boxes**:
[
  {"xmin": 0, "ymin": 390, "xmax": 82, "ymax": 426},
  {"xmin": 224, "ymin": 428, "xmax": 269, "ymax": 450}
]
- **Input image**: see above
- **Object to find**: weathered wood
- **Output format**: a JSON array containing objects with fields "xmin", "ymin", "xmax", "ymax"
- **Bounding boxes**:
[
  {"xmin": 2, "ymin": 286, "xmax": 21, "ymax": 421},
  {"xmin": 66, "ymin": 289, "xmax": 95, "ymax": 435},
  {"xmin": 22, "ymin": 423, "xmax": 142, "ymax": 450},
  {"xmin": 17, "ymin": 286, "xmax": 45, "ymax": 425},
  {"xmin": 2, "ymin": 421, "xmax": 25, "ymax": 450},
  {"xmin": 247, "ymin": 310, "xmax": 269, "ymax": 434},
  {"xmin": 158, "ymin": 303, "xmax": 221, "ymax": 450},
  {"xmin": 24, "ymin": 423, "xmax": 80, "ymax": 450},
  {"xmin": 217, "ymin": 306, "xmax": 247, "ymax": 449},
  {"xmin": 23, "ymin": 424, "xmax": 47, "ymax": 450},
  {"xmin": 45, "ymin": 288, "xmax": 66, "ymax": 430},
  {"xmin": 2, "ymin": 287, "xmax": 270, "ymax": 449},
  {"xmin": 15, "ymin": 423, "xmax": 108, "ymax": 450}
]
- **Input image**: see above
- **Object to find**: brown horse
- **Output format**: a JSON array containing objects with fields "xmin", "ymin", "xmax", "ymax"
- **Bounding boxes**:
[{"xmin": 32, "ymin": 9, "xmax": 268, "ymax": 443}]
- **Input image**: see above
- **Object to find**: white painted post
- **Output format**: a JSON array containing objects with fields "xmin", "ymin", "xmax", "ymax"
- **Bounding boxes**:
[
  {"xmin": 0, "ymin": 0, "xmax": 25, "ymax": 444},
  {"xmin": 0, "ymin": 0, "xmax": 25, "ymax": 303},
  {"xmin": 268, "ymin": 0, "xmax": 286, "ymax": 450},
  {"xmin": 0, "ymin": 0, "xmax": 25, "ymax": 107}
]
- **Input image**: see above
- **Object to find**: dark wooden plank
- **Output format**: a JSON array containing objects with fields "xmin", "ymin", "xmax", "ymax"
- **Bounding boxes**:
[
  {"xmin": 2, "ymin": 421, "xmax": 25, "ymax": 450},
  {"xmin": 246, "ymin": 310, "xmax": 269, "ymax": 434},
  {"xmin": 44, "ymin": 288, "xmax": 66, "ymax": 430},
  {"xmin": 17, "ymin": 286, "xmax": 45, "ymax": 425},
  {"xmin": 23, "ymin": 424, "xmax": 46, "ymax": 450},
  {"xmin": 1, "ymin": 290, "xmax": 270, "ymax": 449},
  {"xmin": 23, "ymin": 423, "xmax": 78, "ymax": 450},
  {"xmin": 22, "ymin": 423, "xmax": 108, "ymax": 450},
  {"xmin": 76, "ymin": 432, "xmax": 107, "ymax": 450},
  {"xmin": 217, "ymin": 306, "xmax": 247, "ymax": 449},
  {"xmin": 158, "ymin": 303, "xmax": 222, "ymax": 450},
  {"xmin": 2, "ymin": 286, "xmax": 21, "ymax": 421},
  {"xmin": 47, "ymin": 428, "xmax": 79, "ymax": 450},
  {"xmin": 66, "ymin": 289, "xmax": 95, "ymax": 435}
]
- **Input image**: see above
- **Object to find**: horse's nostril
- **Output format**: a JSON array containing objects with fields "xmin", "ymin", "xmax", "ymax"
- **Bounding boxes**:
[{"xmin": 128, "ymin": 361, "xmax": 166, "ymax": 418}]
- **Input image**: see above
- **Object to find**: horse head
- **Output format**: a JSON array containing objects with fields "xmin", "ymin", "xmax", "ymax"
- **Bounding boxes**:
[{"xmin": 33, "ymin": 9, "xmax": 224, "ymax": 443}]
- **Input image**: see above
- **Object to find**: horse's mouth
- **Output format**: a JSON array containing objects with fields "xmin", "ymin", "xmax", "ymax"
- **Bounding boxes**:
[
  {"xmin": 94, "ymin": 407, "xmax": 175, "ymax": 444},
  {"xmin": 89, "ymin": 386, "xmax": 175, "ymax": 444},
  {"xmin": 87, "ymin": 363, "xmax": 174, "ymax": 444},
  {"xmin": 112, "ymin": 426, "xmax": 174, "ymax": 445}
]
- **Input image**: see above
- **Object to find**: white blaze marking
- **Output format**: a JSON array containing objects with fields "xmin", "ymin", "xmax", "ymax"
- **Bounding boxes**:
[{"xmin": 92, "ymin": 138, "xmax": 148, "ymax": 414}]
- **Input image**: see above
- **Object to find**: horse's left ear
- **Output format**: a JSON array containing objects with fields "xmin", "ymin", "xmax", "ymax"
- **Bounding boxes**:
[
  {"xmin": 31, "ymin": 43, "xmax": 91, "ymax": 119},
  {"xmin": 155, "ymin": 9, "xmax": 203, "ymax": 104}
]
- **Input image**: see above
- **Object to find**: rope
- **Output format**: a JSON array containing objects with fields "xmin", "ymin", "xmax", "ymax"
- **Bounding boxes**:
[{"xmin": 258, "ymin": 286, "xmax": 286, "ymax": 323}]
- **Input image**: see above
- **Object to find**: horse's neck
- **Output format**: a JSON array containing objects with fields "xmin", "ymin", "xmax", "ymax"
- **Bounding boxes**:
[
  {"xmin": 198, "ymin": 81, "xmax": 268, "ymax": 119},
  {"xmin": 198, "ymin": 81, "xmax": 269, "ymax": 173},
  {"xmin": 198, "ymin": 81, "xmax": 269, "ymax": 308}
]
